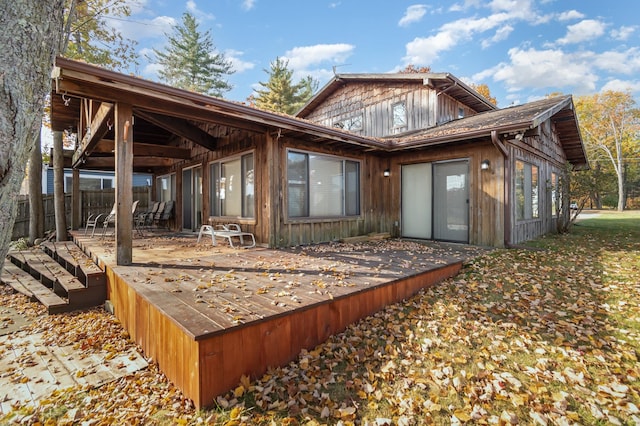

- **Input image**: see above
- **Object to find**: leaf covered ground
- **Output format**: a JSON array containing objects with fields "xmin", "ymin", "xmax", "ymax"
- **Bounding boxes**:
[{"xmin": 1, "ymin": 211, "xmax": 639, "ymax": 425}]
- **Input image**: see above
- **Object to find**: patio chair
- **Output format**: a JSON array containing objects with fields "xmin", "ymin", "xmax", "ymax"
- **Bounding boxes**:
[
  {"xmin": 84, "ymin": 203, "xmax": 115, "ymax": 238},
  {"xmin": 155, "ymin": 200, "xmax": 174, "ymax": 229},
  {"xmin": 136, "ymin": 201, "xmax": 160, "ymax": 229},
  {"xmin": 101, "ymin": 200, "xmax": 140, "ymax": 238},
  {"xmin": 197, "ymin": 223, "xmax": 256, "ymax": 248}
]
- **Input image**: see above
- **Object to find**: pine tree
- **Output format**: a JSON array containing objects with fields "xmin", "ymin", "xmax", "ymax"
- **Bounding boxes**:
[
  {"xmin": 254, "ymin": 58, "xmax": 317, "ymax": 115},
  {"xmin": 154, "ymin": 12, "xmax": 233, "ymax": 97}
]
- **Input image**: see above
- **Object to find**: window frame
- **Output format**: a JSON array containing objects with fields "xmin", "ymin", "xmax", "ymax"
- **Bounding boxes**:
[
  {"xmin": 156, "ymin": 173, "xmax": 176, "ymax": 203},
  {"xmin": 515, "ymin": 160, "xmax": 540, "ymax": 221},
  {"xmin": 286, "ymin": 149, "xmax": 361, "ymax": 220},
  {"xmin": 392, "ymin": 101, "xmax": 407, "ymax": 130},
  {"xmin": 208, "ymin": 151, "xmax": 255, "ymax": 220},
  {"xmin": 333, "ymin": 114, "xmax": 363, "ymax": 132}
]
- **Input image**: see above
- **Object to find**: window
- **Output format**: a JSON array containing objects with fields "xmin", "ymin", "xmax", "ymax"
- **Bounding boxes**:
[
  {"xmin": 458, "ymin": 107, "xmax": 465, "ymax": 119},
  {"xmin": 392, "ymin": 102, "xmax": 407, "ymax": 129},
  {"xmin": 333, "ymin": 114, "xmax": 363, "ymax": 132},
  {"xmin": 551, "ymin": 172, "xmax": 558, "ymax": 217},
  {"xmin": 210, "ymin": 153, "xmax": 254, "ymax": 218},
  {"xmin": 64, "ymin": 175, "xmax": 113, "ymax": 192},
  {"xmin": 287, "ymin": 151, "xmax": 360, "ymax": 218},
  {"xmin": 157, "ymin": 173, "xmax": 176, "ymax": 202},
  {"xmin": 515, "ymin": 160, "xmax": 539, "ymax": 221}
]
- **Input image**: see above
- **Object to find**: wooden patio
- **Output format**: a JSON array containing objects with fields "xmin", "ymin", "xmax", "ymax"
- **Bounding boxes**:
[{"xmin": 71, "ymin": 230, "xmax": 487, "ymax": 408}]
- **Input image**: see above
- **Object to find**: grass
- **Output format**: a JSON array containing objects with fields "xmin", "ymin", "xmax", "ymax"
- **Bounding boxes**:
[{"xmin": 2, "ymin": 211, "xmax": 639, "ymax": 425}]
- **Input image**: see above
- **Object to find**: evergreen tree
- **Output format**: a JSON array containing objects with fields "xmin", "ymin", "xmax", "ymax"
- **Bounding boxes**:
[
  {"xmin": 154, "ymin": 12, "xmax": 233, "ymax": 97},
  {"xmin": 254, "ymin": 57, "xmax": 318, "ymax": 115}
]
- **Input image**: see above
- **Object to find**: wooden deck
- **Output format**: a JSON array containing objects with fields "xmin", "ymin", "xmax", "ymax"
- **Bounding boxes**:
[{"xmin": 72, "ymin": 231, "xmax": 487, "ymax": 408}]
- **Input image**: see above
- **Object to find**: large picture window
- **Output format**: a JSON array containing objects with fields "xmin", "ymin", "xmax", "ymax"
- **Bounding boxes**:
[
  {"xmin": 287, "ymin": 151, "xmax": 360, "ymax": 218},
  {"xmin": 515, "ymin": 160, "xmax": 539, "ymax": 221},
  {"xmin": 210, "ymin": 153, "xmax": 254, "ymax": 218}
]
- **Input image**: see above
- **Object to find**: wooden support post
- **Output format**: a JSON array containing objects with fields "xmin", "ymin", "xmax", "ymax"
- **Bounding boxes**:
[
  {"xmin": 71, "ymin": 168, "xmax": 80, "ymax": 230},
  {"xmin": 115, "ymin": 103, "xmax": 134, "ymax": 265}
]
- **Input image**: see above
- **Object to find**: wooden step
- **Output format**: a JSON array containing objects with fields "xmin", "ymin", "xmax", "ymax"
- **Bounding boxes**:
[
  {"xmin": 6, "ymin": 247, "xmax": 106, "ymax": 311},
  {"xmin": 8, "ymin": 250, "xmax": 55, "ymax": 288},
  {"xmin": 1, "ymin": 262, "xmax": 69, "ymax": 314},
  {"xmin": 41, "ymin": 242, "xmax": 106, "ymax": 288}
]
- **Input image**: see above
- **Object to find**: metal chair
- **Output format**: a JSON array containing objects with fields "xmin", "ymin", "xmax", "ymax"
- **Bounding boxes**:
[
  {"xmin": 101, "ymin": 200, "xmax": 139, "ymax": 238},
  {"xmin": 84, "ymin": 203, "xmax": 115, "ymax": 238}
]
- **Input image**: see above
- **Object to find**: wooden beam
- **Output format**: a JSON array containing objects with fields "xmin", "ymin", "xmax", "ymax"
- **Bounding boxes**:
[
  {"xmin": 115, "ymin": 102, "xmax": 133, "ymax": 265},
  {"xmin": 72, "ymin": 102, "xmax": 113, "ymax": 167},
  {"xmin": 83, "ymin": 156, "xmax": 174, "ymax": 169},
  {"xmin": 490, "ymin": 130, "xmax": 509, "ymax": 158},
  {"xmin": 92, "ymin": 139, "xmax": 191, "ymax": 159},
  {"xmin": 134, "ymin": 109, "xmax": 218, "ymax": 150}
]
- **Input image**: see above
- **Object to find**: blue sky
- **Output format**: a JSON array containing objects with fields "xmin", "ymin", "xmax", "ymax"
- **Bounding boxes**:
[{"xmin": 110, "ymin": 0, "xmax": 640, "ymax": 108}]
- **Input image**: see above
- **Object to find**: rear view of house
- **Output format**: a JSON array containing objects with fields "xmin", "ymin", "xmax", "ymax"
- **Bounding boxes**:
[{"xmin": 50, "ymin": 59, "xmax": 587, "ymax": 261}]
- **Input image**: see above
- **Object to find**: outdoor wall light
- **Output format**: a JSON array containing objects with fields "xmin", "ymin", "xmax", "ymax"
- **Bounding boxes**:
[
  {"xmin": 383, "ymin": 169, "xmax": 391, "ymax": 177},
  {"xmin": 481, "ymin": 159, "xmax": 490, "ymax": 170}
]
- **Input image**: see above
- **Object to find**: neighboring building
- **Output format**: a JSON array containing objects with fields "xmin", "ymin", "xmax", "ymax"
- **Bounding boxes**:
[
  {"xmin": 41, "ymin": 165, "xmax": 152, "ymax": 194},
  {"xmin": 49, "ymin": 58, "xmax": 588, "ymax": 249}
]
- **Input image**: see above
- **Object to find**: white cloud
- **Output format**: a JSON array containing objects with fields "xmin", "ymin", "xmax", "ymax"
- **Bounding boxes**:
[
  {"xmin": 186, "ymin": 1, "xmax": 215, "ymax": 20},
  {"xmin": 481, "ymin": 25, "xmax": 513, "ymax": 48},
  {"xmin": 242, "ymin": 0, "xmax": 256, "ymax": 11},
  {"xmin": 225, "ymin": 49, "xmax": 255, "ymax": 73},
  {"xmin": 557, "ymin": 19, "xmax": 606, "ymax": 45},
  {"xmin": 473, "ymin": 47, "xmax": 599, "ymax": 94},
  {"xmin": 557, "ymin": 10, "xmax": 584, "ymax": 21},
  {"xmin": 611, "ymin": 26, "xmax": 636, "ymax": 41},
  {"xmin": 111, "ymin": 15, "xmax": 176, "ymax": 41},
  {"xmin": 402, "ymin": 13, "xmax": 512, "ymax": 65},
  {"xmin": 283, "ymin": 44, "xmax": 355, "ymax": 70},
  {"xmin": 600, "ymin": 79, "xmax": 640, "ymax": 93},
  {"xmin": 595, "ymin": 48, "xmax": 640, "ymax": 74},
  {"xmin": 399, "ymin": 5, "xmax": 427, "ymax": 27},
  {"xmin": 142, "ymin": 62, "xmax": 163, "ymax": 80}
]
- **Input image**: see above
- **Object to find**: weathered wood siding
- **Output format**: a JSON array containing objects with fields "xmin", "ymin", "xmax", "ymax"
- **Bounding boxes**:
[
  {"xmin": 274, "ymin": 138, "xmax": 391, "ymax": 246},
  {"xmin": 510, "ymin": 119, "xmax": 569, "ymax": 245},
  {"xmin": 303, "ymin": 82, "xmax": 477, "ymax": 137},
  {"xmin": 391, "ymin": 140, "xmax": 505, "ymax": 247}
]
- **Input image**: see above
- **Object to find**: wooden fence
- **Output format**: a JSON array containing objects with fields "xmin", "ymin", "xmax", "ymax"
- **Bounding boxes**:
[{"xmin": 12, "ymin": 187, "xmax": 151, "ymax": 240}]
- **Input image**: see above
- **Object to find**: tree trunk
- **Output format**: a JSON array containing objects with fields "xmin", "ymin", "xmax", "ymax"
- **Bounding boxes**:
[
  {"xmin": 28, "ymin": 131, "xmax": 45, "ymax": 244},
  {"xmin": 53, "ymin": 131, "xmax": 68, "ymax": 241},
  {"xmin": 0, "ymin": 1, "xmax": 65, "ymax": 273},
  {"xmin": 617, "ymin": 165, "xmax": 626, "ymax": 212}
]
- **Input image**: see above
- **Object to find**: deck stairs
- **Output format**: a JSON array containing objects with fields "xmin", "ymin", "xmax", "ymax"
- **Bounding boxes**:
[{"xmin": 1, "ymin": 242, "xmax": 106, "ymax": 314}]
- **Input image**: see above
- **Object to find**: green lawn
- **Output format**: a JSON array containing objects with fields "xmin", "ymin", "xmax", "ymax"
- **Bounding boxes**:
[{"xmin": 3, "ymin": 211, "xmax": 639, "ymax": 425}]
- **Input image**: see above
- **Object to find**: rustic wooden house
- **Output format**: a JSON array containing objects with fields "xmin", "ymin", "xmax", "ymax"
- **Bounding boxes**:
[
  {"xmin": 50, "ymin": 58, "xmax": 587, "ymax": 264},
  {"xmin": 296, "ymin": 73, "xmax": 589, "ymax": 246},
  {"xmin": 46, "ymin": 58, "xmax": 589, "ymax": 408}
]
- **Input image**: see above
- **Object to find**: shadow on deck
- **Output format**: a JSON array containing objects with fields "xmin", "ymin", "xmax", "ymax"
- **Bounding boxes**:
[{"xmin": 72, "ymin": 231, "xmax": 489, "ymax": 408}]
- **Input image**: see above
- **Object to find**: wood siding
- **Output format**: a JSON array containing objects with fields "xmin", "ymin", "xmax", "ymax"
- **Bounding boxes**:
[
  {"xmin": 391, "ymin": 140, "xmax": 505, "ymax": 247},
  {"xmin": 302, "ymin": 82, "xmax": 478, "ymax": 138},
  {"xmin": 510, "ymin": 120, "xmax": 569, "ymax": 245}
]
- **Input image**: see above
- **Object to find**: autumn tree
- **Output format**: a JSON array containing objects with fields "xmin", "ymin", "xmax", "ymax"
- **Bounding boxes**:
[
  {"xmin": 154, "ymin": 12, "xmax": 233, "ymax": 97},
  {"xmin": 0, "ymin": 1, "xmax": 65, "ymax": 272},
  {"xmin": 63, "ymin": 0, "xmax": 138, "ymax": 70},
  {"xmin": 470, "ymin": 83, "xmax": 497, "ymax": 106},
  {"xmin": 575, "ymin": 91, "xmax": 640, "ymax": 211},
  {"xmin": 253, "ymin": 57, "xmax": 318, "ymax": 115},
  {"xmin": 399, "ymin": 64, "xmax": 432, "ymax": 73}
]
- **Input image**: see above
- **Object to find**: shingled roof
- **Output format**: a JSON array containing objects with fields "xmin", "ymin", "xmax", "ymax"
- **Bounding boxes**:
[{"xmin": 387, "ymin": 95, "xmax": 588, "ymax": 169}]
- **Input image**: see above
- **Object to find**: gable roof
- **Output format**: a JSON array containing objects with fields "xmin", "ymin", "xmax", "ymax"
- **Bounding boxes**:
[
  {"xmin": 49, "ymin": 58, "xmax": 586, "ymax": 171},
  {"xmin": 296, "ymin": 72, "xmax": 498, "ymax": 118},
  {"xmin": 388, "ymin": 95, "xmax": 588, "ymax": 169}
]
